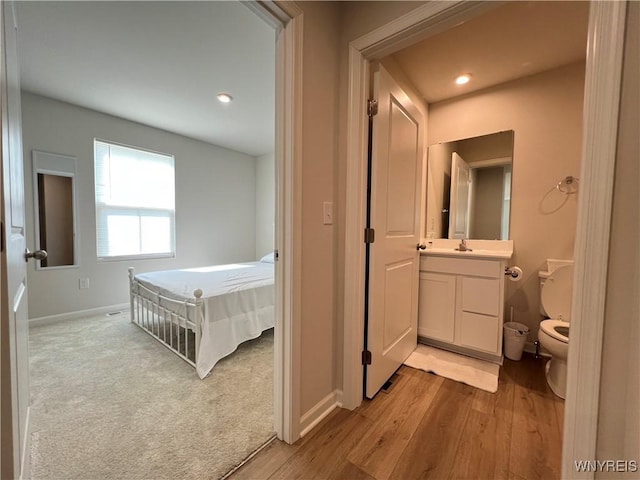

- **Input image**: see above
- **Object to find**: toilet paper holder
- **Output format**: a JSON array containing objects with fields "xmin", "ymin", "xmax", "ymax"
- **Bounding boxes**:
[{"xmin": 505, "ymin": 266, "xmax": 521, "ymax": 279}]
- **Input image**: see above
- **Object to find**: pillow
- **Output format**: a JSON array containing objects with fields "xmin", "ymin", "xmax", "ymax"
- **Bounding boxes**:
[{"xmin": 260, "ymin": 252, "xmax": 275, "ymax": 263}]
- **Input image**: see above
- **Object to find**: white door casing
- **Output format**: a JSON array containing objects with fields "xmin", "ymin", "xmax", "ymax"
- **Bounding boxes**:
[
  {"xmin": 342, "ymin": 0, "xmax": 498, "ymax": 411},
  {"xmin": 271, "ymin": 1, "xmax": 303, "ymax": 444},
  {"xmin": 366, "ymin": 65, "xmax": 423, "ymax": 399},
  {"xmin": 448, "ymin": 152, "xmax": 471, "ymax": 239},
  {"xmin": 242, "ymin": 0, "xmax": 303, "ymax": 443},
  {"xmin": 1, "ymin": 2, "xmax": 31, "ymax": 478}
]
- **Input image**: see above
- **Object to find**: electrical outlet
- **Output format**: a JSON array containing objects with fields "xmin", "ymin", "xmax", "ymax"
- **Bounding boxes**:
[{"xmin": 79, "ymin": 278, "xmax": 90, "ymax": 289}]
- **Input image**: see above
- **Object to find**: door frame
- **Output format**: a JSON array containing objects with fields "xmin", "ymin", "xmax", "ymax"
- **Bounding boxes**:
[
  {"xmin": 343, "ymin": 0, "xmax": 503, "ymax": 410},
  {"xmin": 342, "ymin": 2, "xmax": 627, "ymax": 476},
  {"xmin": 249, "ymin": 0, "xmax": 304, "ymax": 444}
]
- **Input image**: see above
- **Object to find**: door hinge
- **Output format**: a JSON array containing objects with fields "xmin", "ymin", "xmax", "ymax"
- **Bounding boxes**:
[
  {"xmin": 274, "ymin": 249, "xmax": 279, "ymax": 261},
  {"xmin": 362, "ymin": 350, "xmax": 372, "ymax": 365},
  {"xmin": 367, "ymin": 99, "xmax": 378, "ymax": 117},
  {"xmin": 364, "ymin": 228, "xmax": 375, "ymax": 244}
]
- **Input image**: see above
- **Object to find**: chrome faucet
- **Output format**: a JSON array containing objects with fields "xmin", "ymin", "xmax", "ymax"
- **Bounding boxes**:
[{"xmin": 456, "ymin": 238, "xmax": 472, "ymax": 252}]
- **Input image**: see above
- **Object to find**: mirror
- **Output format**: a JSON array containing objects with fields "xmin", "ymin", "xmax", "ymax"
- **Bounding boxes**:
[
  {"xmin": 32, "ymin": 150, "xmax": 78, "ymax": 268},
  {"xmin": 426, "ymin": 130, "xmax": 514, "ymax": 240}
]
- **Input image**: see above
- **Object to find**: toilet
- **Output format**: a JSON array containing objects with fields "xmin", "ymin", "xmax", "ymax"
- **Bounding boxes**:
[{"xmin": 538, "ymin": 262, "xmax": 574, "ymax": 399}]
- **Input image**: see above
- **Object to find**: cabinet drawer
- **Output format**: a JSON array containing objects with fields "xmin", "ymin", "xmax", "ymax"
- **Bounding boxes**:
[
  {"xmin": 420, "ymin": 255, "xmax": 501, "ymax": 278},
  {"xmin": 459, "ymin": 311, "xmax": 500, "ymax": 354},
  {"xmin": 461, "ymin": 276, "xmax": 500, "ymax": 316}
]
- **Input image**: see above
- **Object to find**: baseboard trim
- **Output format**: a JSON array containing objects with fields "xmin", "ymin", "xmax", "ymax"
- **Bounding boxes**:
[
  {"xmin": 299, "ymin": 390, "xmax": 340, "ymax": 438},
  {"xmin": 29, "ymin": 303, "xmax": 129, "ymax": 327}
]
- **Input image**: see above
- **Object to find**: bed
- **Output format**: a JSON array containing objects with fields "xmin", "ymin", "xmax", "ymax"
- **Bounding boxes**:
[{"xmin": 128, "ymin": 254, "xmax": 275, "ymax": 378}]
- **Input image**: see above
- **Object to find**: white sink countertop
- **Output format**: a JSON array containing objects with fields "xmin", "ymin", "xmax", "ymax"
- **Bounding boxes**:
[{"xmin": 420, "ymin": 239, "xmax": 514, "ymax": 260}]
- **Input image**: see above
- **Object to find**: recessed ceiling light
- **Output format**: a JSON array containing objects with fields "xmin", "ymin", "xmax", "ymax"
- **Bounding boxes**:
[
  {"xmin": 217, "ymin": 93, "xmax": 233, "ymax": 104},
  {"xmin": 455, "ymin": 74, "xmax": 471, "ymax": 85}
]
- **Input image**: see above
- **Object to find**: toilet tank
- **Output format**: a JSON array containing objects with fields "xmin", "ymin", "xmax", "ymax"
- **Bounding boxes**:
[{"xmin": 538, "ymin": 259, "xmax": 574, "ymax": 317}]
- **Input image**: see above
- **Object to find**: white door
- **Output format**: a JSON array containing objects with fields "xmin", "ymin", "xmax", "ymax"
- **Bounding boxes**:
[
  {"xmin": 448, "ymin": 152, "xmax": 472, "ymax": 239},
  {"xmin": 1, "ymin": 3, "xmax": 32, "ymax": 478},
  {"xmin": 366, "ymin": 65, "xmax": 424, "ymax": 398}
]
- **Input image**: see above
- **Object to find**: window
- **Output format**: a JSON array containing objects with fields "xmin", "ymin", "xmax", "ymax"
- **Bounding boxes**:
[{"xmin": 94, "ymin": 140, "xmax": 175, "ymax": 260}]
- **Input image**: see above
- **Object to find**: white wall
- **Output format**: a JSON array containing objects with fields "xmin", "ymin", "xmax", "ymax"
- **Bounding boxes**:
[
  {"xmin": 471, "ymin": 166, "xmax": 505, "ymax": 240},
  {"xmin": 255, "ymin": 152, "xmax": 274, "ymax": 260},
  {"xmin": 298, "ymin": 1, "xmax": 341, "ymax": 416},
  {"xmin": 22, "ymin": 92, "xmax": 258, "ymax": 319},
  {"xmin": 428, "ymin": 62, "xmax": 586, "ymax": 338}
]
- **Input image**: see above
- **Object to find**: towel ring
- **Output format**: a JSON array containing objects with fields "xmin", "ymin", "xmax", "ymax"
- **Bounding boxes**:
[{"xmin": 557, "ymin": 175, "xmax": 579, "ymax": 194}]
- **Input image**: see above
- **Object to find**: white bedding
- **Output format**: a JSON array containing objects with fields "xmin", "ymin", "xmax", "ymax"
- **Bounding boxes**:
[{"xmin": 135, "ymin": 261, "xmax": 274, "ymax": 378}]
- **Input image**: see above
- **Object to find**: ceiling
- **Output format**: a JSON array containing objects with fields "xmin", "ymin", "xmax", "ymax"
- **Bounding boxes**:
[
  {"xmin": 16, "ymin": 1, "xmax": 589, "ymax": 155},
  {"xmin": 391, "ymin": 1, "xmax": 590, "ymax": 104},
  {"xmin": 16, "ymin": 1, "xmax": 276, "ymax": 157}
]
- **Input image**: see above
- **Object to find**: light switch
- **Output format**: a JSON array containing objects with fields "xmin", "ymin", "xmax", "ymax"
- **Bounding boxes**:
[{"xmin": 323, "ymin": 201, "xmax": 333, "ymax": 225}]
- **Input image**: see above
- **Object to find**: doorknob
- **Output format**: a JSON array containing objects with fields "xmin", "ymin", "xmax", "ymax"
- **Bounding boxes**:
[
  {"xmin": 25, "ymin": 248, "xmax": 47, "ymax": 262},
  {"xmin": 416, "ymin": 243, "xmax": 427, "ymax": 251}
]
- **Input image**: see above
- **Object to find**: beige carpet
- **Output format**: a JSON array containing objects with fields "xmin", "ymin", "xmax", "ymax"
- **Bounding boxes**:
[
  {"xmin": 28, "ymin": 313, "xmax": 274, "ymax": 480},
  {"xmin": 404, "ymin": 344, "xmax": 500, "ymax": 393}
]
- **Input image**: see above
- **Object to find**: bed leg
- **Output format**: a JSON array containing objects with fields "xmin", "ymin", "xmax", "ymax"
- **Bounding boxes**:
[{"xmin": 194, "ymin": 289, "xmax": 203, "ymax": 364}]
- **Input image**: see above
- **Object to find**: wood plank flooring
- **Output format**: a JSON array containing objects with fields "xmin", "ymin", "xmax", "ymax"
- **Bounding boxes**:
[{"xmin": 232, "ymin": 354, "xmax": 563, "ymax": 480}]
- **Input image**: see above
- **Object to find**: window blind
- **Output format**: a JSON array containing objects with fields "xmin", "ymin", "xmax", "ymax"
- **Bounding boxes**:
[{"xmin": 94, "ymin": 140, "xmax": 175, "ymax": 259}]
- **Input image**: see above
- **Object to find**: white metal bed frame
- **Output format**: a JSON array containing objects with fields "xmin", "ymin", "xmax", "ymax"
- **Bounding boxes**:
[{"xmin": 128, "ymin": 267, "xmax": 204, "ymax": 367}]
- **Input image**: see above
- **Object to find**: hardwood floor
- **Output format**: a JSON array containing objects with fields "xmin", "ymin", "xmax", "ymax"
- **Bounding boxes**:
[{"xmin": 232, "ymin": 354, "xmax": 563, "ymax": 480}]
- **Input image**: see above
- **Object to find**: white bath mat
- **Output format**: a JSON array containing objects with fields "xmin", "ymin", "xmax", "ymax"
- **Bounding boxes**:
[{"xmin": 404, "ymin": 344, "xmax": 500, "ymax": 393}]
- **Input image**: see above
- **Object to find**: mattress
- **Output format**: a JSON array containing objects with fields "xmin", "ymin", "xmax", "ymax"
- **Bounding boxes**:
[{"xmin": 135, "ymin": 261, "xmax": 274, "ymax": 378}]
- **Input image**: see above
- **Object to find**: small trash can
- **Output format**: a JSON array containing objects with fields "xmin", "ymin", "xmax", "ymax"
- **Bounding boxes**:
[{"xmin": 503, "ymin": 321, "xmax": 530, "ymax": 361}]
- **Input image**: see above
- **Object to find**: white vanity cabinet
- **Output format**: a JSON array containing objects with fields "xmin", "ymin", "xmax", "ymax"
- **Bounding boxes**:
[{"xmin": 418, "ymin": 252, "xmax": 507, "ymax": 362}]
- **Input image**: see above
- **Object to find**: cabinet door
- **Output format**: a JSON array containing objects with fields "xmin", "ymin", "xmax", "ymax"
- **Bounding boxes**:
[
  {"xmin": 418, "ymin": 272, "xmax": 456, "ymax": 343},
  {"xmin": 459, "ymin": 312, "xmax": 500, "ymax": 354}
]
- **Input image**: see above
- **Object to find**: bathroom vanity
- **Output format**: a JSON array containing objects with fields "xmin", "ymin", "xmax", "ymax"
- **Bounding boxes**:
[{"xmin": 418, "ymin": 239, "xmax": 514, "ymax": 363}]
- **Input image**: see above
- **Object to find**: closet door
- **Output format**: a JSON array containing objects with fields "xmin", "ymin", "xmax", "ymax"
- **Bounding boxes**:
[{"xmin": 1, "ymin": 3, "xmax": 32, "ymax": 478}]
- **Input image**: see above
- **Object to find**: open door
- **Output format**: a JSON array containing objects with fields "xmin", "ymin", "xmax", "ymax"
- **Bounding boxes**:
[
  {"xmin": 448, "ymin": 152, "xmax": 472, "ymax": 239},
  {"xmin": 365, "ymin": 65, "xmax": 423, "ymax": 398},
  {"xmin": 1, "ymin": 3, "xmax": 33, "ymax": 478}
]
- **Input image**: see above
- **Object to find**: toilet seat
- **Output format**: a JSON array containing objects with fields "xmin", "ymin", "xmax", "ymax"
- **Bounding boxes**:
[
  {"xmin": 541, "ymin": 264, "xmax": 573, "ymax": 320},
  {"xmin": 540, "ymin": 319, "xmax": 570, "ymax": 343}
]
